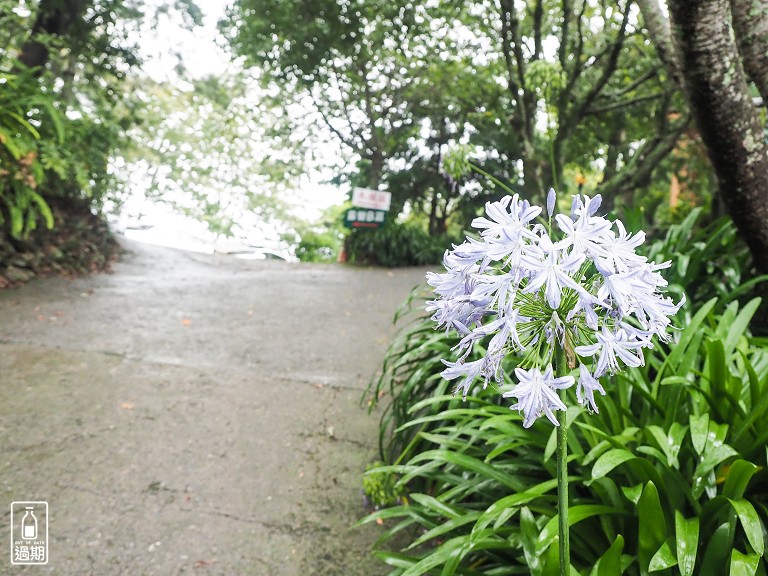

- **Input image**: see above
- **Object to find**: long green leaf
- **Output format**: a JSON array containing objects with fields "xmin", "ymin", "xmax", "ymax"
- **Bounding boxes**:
[
  {"xmin": 521, "ymin": 507, "xmax": 543, "ymax": 576},
  {"xmin": 538, "ymin": 505, "xmax": 625, "ymax": 552},
  {"xmin": 649, "ymin": 538, "xmax": 677, "ymax": 571},
  {"xmin": 723, "ymin": 299, "xmax": 760, "ymax": 357},
  {"xmin": 728, "ymin": 498, "xmax": 765, "ymax": 556},
  {"xmin": 592, "ymin": 449, "xmax": 636, "ymax": 480},
  {"xmin": 729, "ymin": 549, "xmax": 760, "ymax": 576},
  {"xmin": 638, "ymin": 482, "xmax": 667, "ymax": 576},
  {"xmin": 699, "ymin": 523, "xmax": 733, "ymax": 576},
  {"xmin": 594, "ymin": 535, "xmax": 625, "ymax": 576},
  {"xmin": 674, "ymin": 511, "xmax": 699, "ymax": 576},
  {"xmin": 407, "ymin": 450, "xmax": 526, "ymax": 491},
  {"xmin": 409, "ymin": 493, "xmax": 463, "ymax": 520},
  {"xmin": 722, "ymin": 460, "xmax": 759, "ymax": 500},
  {"xmin": 474, "ymin": 478, "xmax": 558, "ymax": 532},
  {"xmin": 408, "ymin": 512, "xmax": 481, "ymax": 550}
]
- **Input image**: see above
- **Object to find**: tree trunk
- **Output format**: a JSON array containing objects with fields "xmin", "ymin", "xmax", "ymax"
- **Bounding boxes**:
[
  {"xmin": 730, "ymin": 0, "xmax": 768, "ymax": 103},
  {"xmin": 16, "ymin": 0, "xmax": 89, "ymax": 72},
  {"xmin": 636, "ymin": 0, "xmax": 684, "ymax": 88},
  {"xmin": 368, "ymin": 151, "xmax": 384, "ymax": 190},
  {"xmin": 668, "ymin": 0, "xmax": 768, "ymax": 306}
]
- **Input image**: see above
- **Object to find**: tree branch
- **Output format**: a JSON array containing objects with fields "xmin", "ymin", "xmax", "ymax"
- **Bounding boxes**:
[
  {"xmin": 599, "ymin": 113, "xmax": 691, "ymax": 205},
  {"xmin": 325, "ymin": 61, "xmax": 366, "ymax": 149},
  {"xmin": 572, "ymin": 0, "xmax": 587, "ymax": 73},
  {"xmin": 560, "ymin": 0, "xmax": 631, "ymax": 140},
  {"xmin": 533, "ymin": 0, "xmax": 544, "ymax": 58},
  {"xmin": 586, "ymin": 91, "xmax": 664, "ymax": 114},
  {"xmin": 559, "ymin": 0, "xmax": 571, "ymax": 68},
  {"xmin": 601, "ymin": 69, "xmax": 658, "ymax": 99},
  {"xmin": 562, "ymin": 1, "xmax": 616, "ymax": 105},
  {"xmin": 730, "ymin": 0, "xmax": 768, "ymax": 103},
  {"xmin": 635, "ymin": 0, "xmax": 684, "ymax": 88},
  {"xmin": 498, "ymin": 0, "xmax": 523, "ymax": 110},
  {"xmin": 309, "ymin": 90, "xmax": 361, "ymax": 153}
]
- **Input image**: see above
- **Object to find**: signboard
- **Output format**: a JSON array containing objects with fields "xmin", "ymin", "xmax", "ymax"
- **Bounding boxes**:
[
  {"xmin": 351, "ymin": 187, "xmax": 392, "ymax": 211},
  {"xmin": 344, "ymin": 208, "xmax": 387, "ymax": 229}
]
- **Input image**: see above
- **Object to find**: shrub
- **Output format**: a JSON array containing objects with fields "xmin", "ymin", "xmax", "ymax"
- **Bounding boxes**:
[
  {"xmin": 346, "ymin": 221, "xmax": 459, "ymax": 267},
  {"xmin": 0, "ymin": 70, "xmax": 59, "ymax": 238},
  {"xmin": 363, "ymin": 295, "xmax": 768, "ymax": 575},
  {"xmin": 295, "ymin": 227, "xmax": 343, "ymax": 262},
  {"xmin": 361, "ymin": 214, "xmax": 768, "ymax": 575}
]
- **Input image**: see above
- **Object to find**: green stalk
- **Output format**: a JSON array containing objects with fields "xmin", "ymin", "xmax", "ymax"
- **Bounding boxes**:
[{"xmin": 555, "ymin": 342, "xmax": 570, "ymax": 575}]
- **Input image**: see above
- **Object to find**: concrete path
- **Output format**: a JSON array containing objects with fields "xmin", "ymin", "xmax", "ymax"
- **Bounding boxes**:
[{"xmin": 0, "ymin": 240, "xmax": 428, "ymax": 575}]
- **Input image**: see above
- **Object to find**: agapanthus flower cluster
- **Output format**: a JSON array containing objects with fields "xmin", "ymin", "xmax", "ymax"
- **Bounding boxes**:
[{"xmin": 426, "ymin": 189, "xmax": 684, "ymax": 427}]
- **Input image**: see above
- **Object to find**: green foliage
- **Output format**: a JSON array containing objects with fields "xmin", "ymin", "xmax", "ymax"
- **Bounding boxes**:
[
  {"xmin": 124, "ymin": 74, "xmax": 300, "ymax": 236},
  {"xmin": 361, "ymin": 216, "xmax": 768, "ymax": 574},
  {"xmin": 345, "ymin": 221, "xmax": 458, "ymax": 267},
  {"xmin": 363, "ymin": 296, "xmax": 768, "ymax": 575},
  {"xmin": 289, "ymin": 203, "xmax": 347, "ymax": 262},
  {"xmin": 0, "ymin": 71, "xmax": 59, "ymax": 237},
  {"xmin": 0, "ymin": 0, "xmax": 166, "ymax": 247},
  {"xmin": 363, "ymin": 461, "xmax": 408, "ymax": 510},
  {"xmin": 442, "ymin": 145, "xmax": 474, "ymax": 183},
  {"xmin": 225, "ymin": 0, "xmax": 691, "ymax": 235},
  {"xmin": 643, "ymin": 208, "xmax": 759, "ymax": 309},
  {"xmin": 295, "ymin": 230, "xmax": 338, "ymax": 262},
  {"xmin": 1, "ymin": 0, "xmax": 207, "ymax": 245}
]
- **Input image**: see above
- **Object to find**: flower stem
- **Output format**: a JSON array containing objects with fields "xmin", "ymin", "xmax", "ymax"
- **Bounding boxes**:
[{"xmin": 555, "ymin": 342, "xmax": 570, "ymax": 576}]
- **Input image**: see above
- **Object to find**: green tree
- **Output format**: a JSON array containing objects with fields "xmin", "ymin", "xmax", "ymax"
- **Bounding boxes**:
[
  {"xmin": 471, "ymin": 0, "xmax": 690, "ymax": 206},
  {"xmin": 222, "ymin": 0, "xmax": 500, "ymax": 234},
  {"xmin": 223, "ymin": 0, "xmax": 692, "ymax": 236},
  {"xmin": 1, "ymin": 0, "xmax": 201, "ymax": 238},
  {"xmin": 123, "ymin": 72, "xmax": 302, "ymax": 239}
]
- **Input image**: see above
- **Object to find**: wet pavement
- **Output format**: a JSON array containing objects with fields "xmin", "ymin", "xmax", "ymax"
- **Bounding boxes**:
[{"xmin": 0, "ymin": 240, "xmax": 428, "ymax": 575}]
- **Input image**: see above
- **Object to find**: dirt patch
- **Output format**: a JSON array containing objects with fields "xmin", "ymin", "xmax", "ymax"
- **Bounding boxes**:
[{"xmin": 0, "ymin": 196, "xmax": 121, "ymax": 289}]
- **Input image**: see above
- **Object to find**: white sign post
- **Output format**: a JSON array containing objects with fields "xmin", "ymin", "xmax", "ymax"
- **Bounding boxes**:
[{"xmin": 351, "ymin": 187, "xmax": 392, "ymax": 211}]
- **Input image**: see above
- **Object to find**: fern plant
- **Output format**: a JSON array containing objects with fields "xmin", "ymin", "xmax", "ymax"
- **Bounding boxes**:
[{"xmin": 0, "ymin": 70, "xmax": 63, "ymax": 237}]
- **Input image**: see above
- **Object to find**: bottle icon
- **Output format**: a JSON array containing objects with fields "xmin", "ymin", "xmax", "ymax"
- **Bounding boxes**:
[{"xmin": 21, "ymin": 507, "xmax": 37, "ymax": 540}]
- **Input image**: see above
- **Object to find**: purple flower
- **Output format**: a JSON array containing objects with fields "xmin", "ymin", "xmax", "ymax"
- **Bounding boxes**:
[
  {"xmin": 547, "ymin": 188, "xmax": 557, "ymax": 218},
  {"xmin": 595, "ymin": 220, "xmax": 647, "ymax": 273},
  {"xmin": 426, "ymin": 189, "xmax": 683, "ymax": 427},
  {"xmin": 521, "ymin": 235, "xmax": 586, "ymax": 309},
  {"xmin": 574, "ymin": 326, "xmax": 646, "ymax": 377},
  {"xmin": 502, "ymin": 366, "xmax": 574, "ymax": 427},
  {"xmin": 472, "ymin": 194, "xmax": 541, "ymax": 245},
  {"xmin": 441, "ymin": 358, "xmax": 486, "ymax": 400},
  {"xmin": 576, "ymin": 364, "xmax": 605, "ymax": 413},
  {"xmin": 555, "ymin": 212, "xmax": 613, "ymax": 258}
]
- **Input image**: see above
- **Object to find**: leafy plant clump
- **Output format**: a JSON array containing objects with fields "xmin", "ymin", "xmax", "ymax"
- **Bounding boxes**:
[
  {"xmin": 363, "ymin": 461, "xmax": 408, "ymax": 510},
  {"xmin": 363, "ymin": 297, "xmax": 768, "ymax": 575},
  {"xmin": 0, "ymin": 71, "xmax": 58, "ymax": 239},
  {"xmin": 346, "ymin": 221, "xmax": 460, "ymax": 268},
  {"xmin": 361, "ymin": 213, "xmax": 768, "ymax": 575}
]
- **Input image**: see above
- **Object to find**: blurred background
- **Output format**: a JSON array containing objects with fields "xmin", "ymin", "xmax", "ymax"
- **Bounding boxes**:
[{"xmin": 0, "ymin": 0, "xmax": 763, "ymax": 275}]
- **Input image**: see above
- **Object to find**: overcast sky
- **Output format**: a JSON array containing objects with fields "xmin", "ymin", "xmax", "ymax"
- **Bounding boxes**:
[{"xmin": 140, "ymin": 0, "xmax": 232, "ymax": 82}]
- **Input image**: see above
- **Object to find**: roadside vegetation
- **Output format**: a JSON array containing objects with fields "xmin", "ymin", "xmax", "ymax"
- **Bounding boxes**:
[{"xmin": 362, "ymin": 210, "xmax": 768, "ymax": 574}]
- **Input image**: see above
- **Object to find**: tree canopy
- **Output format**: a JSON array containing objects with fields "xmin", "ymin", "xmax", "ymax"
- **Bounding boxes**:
[
  {"xmin": 222, "ymin": 0, "xmax": 693, "ymax": 235},
  {"xmin": 3, "ymin": 0, "xmax": 768, "ymax": 308}
]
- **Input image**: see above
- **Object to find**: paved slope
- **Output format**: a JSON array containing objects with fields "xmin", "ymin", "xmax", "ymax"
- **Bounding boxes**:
[{"xmin": 0, "ymin": 240, "xmax": 428, "ymax": 575}]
